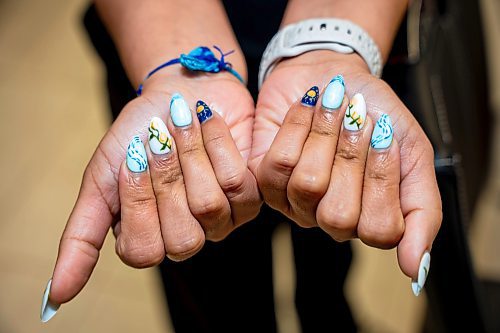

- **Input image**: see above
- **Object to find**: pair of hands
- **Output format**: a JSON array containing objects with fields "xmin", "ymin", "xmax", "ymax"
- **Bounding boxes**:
[{"xmin": 49, "ymin": 51, "xmax": 441, "ymax": 305}]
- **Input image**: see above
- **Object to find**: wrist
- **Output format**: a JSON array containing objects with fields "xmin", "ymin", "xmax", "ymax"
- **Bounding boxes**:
[
  {"xmin": 136, "ymin": 45, "xmax": 248, "ymax": 94},
  {"xmin": 274, "ymin": 50, "xmax": 370, "ymax": 77},
  {"xmin": 281, "ymin": 0, "xmax": 408, "ymax": 61}
]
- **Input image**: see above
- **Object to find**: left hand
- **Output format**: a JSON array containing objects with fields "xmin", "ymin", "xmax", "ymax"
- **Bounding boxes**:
[{"xmin": 248, "ymin": 51, "xmax": 442, "ymax": 281}]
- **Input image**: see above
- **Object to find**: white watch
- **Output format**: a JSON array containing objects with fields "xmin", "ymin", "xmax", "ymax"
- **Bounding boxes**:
[{"xmin": 258, "ymin": 18, "xmax": 383, "ymax": 89}]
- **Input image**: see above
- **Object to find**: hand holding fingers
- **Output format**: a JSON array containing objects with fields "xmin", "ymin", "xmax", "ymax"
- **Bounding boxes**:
[{"xmin": 44, "ymin": 74, "xmax": 257, "ymax": 322}]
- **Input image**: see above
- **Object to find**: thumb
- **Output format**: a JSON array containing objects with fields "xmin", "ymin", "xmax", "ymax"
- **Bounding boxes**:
[
  {"xmin": 397, "ymin": 136, "xmax": 442, "ymax": 296},
  {"xmin": 43, "ymin": 149, "xmax": 119, "ymax": 318}
]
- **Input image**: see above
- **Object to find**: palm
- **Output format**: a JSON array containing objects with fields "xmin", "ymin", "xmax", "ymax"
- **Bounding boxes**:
[{"xmin": 87, "ymin": 76, "xmax": 254, "ymax": 223}]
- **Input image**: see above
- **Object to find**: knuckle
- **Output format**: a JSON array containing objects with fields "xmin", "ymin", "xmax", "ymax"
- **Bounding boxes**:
[
  {"xmin": 150, "ymin": 153, "xmax": 179, "ymax": 174},
  {"xmin": 289, "ymin": 171, "xmax": 327, "ymax": 200},
  {"xmin": 317, "ymin": 207, "xmax": 358, "ymax": 240},
  {"xmin": 267, "ymin": 149, "xmax": 299, "ymax": 176},
  {"xmin": 357, "ymin": 218, "xmax": 404, "ymax": 249},
  {"xmin": 117, "ymin": 238, "xmax": 164, "ymax": 268},
  {"xmin": 128, "ymin": 193, "xmax": 156, "ymax": 210},
  {"xmin": 204, "ymin": 131, "xmax": 225, "ymax": 148},
  {"xmin": 293, "ymin": 217, "xmax": 317, "ymax": 229},
  {"xmin": 166, "ymin": 233, "xmax": 205, "ymax": 261},
  {"xmin": 336, "ymin": 143, "xmax": 361, "ymax": 163},
  {"xmin": 220, "ymin": 170, "xmax": 247, "ymax": 198},
  {"xmin": 180, "ymin": 144, "xmax": 204, "ymax": 160},
  {"xmin": 190, "ymin": 193, "xmax": 229, "ymax": 220},
  {"xmin": 366, "ymin": 163, "xmax": 390, "ymax": 182}
]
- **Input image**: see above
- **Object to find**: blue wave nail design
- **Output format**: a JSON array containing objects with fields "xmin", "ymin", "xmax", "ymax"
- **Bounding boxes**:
[
  {"xmin": 126, "ymin": 136, "xmax": 148, "ymax": 172},
  {"xmin": 321, "ymin": 75, "xmax": 345, "ymax": 110},
  {"xmin": 371, "ymin": 114, "xmax": 393, "ymax": 149},
  {"xmin": 301, "ymin": 86, "xmax": 319, "ymax": 107},
  {"xmin": 196, "ymin": 100, "xmax": 213, "ymax": 123}
]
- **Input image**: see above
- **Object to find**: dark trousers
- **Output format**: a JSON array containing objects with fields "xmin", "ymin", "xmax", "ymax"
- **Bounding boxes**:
[{"xmin": 84, "ymin": 3, "xmax": 356, "ymax": 332}]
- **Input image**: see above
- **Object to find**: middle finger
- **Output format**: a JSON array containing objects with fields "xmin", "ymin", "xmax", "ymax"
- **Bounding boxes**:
[{"xmin": 287, "ymin": 75, "xmax": 347, "ymax": 227}]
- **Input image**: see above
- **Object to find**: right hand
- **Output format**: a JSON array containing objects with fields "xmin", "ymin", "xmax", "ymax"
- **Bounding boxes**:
[{"xmin": 49, "ymin": 72, "xmax": 261, "ymax": 305}]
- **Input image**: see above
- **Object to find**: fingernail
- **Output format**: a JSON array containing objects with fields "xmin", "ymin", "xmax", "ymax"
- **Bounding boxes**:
[
  {"xmin": 370, "ymin": 114, "xmax": 393, "ymax": 149},
  {"xmin": 170, "ymin": 93, "xmax": 192, "ymax": 127},
  {"xmin": 196, "ymin": 100, "xmax": 213, "ymax": 124},
  {"xmin": 148, "ymin": 117, "xmax": 172, "ymax": 155},
  {"xmin": 126, "ymin": 135, "xmax": 148, "ymax": 172},
  {"xmin": 344, "ymin": 93, "xmax": 366, "ymax": 131},
  {"xmin": 301, "ymin": 86, "xmax": 319, "ymax": 107},
  {"xmin": 40, "ymin": 278, "xmax": 60, "ymax": 322},
  {"xmin": 321, "ymin": 74, "xmax": 345, "ymax": 110},
  {"xmin": 412, "ymin": 251, "xmax": 431, "ymax": 296}
]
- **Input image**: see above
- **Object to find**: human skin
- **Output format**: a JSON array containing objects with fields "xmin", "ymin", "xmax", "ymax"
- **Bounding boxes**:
[
  {"xmin": 250, "ymin": 0, "xmax": 442, "ymax": 282},
  {"xmin": 45, "ymin": 0, "xmax": 441, "ymax": 313}
]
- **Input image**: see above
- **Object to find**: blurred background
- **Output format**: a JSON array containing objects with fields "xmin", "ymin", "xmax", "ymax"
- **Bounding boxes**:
[{"xmin": 0, "ymin": 0, "xmax": 498, "ymax": 332}]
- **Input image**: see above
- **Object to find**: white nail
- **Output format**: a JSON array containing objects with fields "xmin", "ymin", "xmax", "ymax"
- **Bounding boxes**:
[
  {"xmin": 148, "ymin": 117, "xmax": 172, "ymax": 155},
  {"xmin": 344, "ymin": 93, "xmax": 366, "ymax": 131},
  {"xmin": 412, "ymin": 251, "xmax": 431, "ymax": 296},
  {"xmin": 40, "ymin": 278, "xmax": 60, "ymax": 322}
]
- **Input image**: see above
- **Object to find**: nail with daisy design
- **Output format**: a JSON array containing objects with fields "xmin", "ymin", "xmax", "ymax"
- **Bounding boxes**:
[
  {"xmin": 148, "ymin": 117, "xmax": 173, "ymax": 155},
  {"xmin": 196, "ymin": 100, "xmax": 213, "ymax": 124},
  {"xmin": 344, "ymin": 93, "xmax": 366, "ymax": 131},
  {"xmin": 301, "ymin": 86, "xmax": 319, "ymax": 107}
]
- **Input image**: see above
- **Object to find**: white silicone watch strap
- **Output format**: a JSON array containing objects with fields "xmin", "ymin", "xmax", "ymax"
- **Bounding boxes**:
[{"xmin": 258, "ymin": 18, "xmax": 383, "ymax": 89}]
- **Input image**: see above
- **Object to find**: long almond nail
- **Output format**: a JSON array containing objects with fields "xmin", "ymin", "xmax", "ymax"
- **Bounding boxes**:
[
  {"xmin": 370, "ymin": 114, "xmax": 393, "ymax": 149},
  {"xmin": 126, "ymin": 136, "xmax": 148, "ymax": 172},
  {"xmin": 301, "ymin": 86, "xmax": 319, "ymax": 107},
  {"xmin": 412, "ymin": 251, "xmax": 431, "ymax": 296},
  {"xmin": 344, "ymin": 93, "xmax": 366, "ymax": 131},
  {"xmin": 148, "ymin": 117, "xmax": 173, "ymax": 155},
  {"xmin": 40, "ymin": 278, "xmax": 60, "ymax": 322},
  {"xmin": 196, "ymin": 100, "xmax": 213, "ymax": 124},
  {"xmin": 322, "ymin": 75, "xmax": 345, "ymax": 110},
  {"xmin": 170, "ymin": 93, "xmax": 192, "ymax": 127}
]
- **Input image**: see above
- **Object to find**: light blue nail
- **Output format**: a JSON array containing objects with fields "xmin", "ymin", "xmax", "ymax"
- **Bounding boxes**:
[
  {"xmin": 321, "ymin": 74, "xmax": 345, "ymax": 110},
  {"xmin": 126, "ymin": 136, "xmax": 148, "ymax": 172},
  {"xmin": 170, "ymin": 93, "xmax": 192, "ymax": 127},
  {"xmin": 371, "ymin": 114, "xmax": 393, "ymax": 149}
]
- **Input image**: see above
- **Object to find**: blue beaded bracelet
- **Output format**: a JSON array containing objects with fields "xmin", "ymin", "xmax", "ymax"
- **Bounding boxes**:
[{"xmin": 136, "ymin": 45, "xmax": 245, "ymax": 96}]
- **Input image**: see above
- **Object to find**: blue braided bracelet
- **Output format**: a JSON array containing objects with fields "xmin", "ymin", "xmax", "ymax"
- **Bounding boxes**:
[{"xmin": 136, "ymin": 45, "xmax": 245, "ymax": 95}]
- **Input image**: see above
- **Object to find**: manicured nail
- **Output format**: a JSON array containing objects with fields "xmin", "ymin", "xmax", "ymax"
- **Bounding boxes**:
[
  {"xmin": 301, "ymin": 86, "xmax": 319, "ymax": 107},
  {"xmin": 344, "ymin": 93, "xmax": 366, "ymax": 131},
  {"xmin": 126, "ymin": 136, "xmax": 148, "ymax": 172},
  {"xmin": 40, "ymin": 278, "xmax": 60, "ymax": 322},
  {"xmin": 170, "ymin": 93, "xmax": 192, "ymax": 127},
  {"xmin": 321, "ymin": 74, "xmax": 345, "ymax": 110},
  {"xmin": 196, "ymin": 100, "xmax": 213, "ymax": 123},
  {"xmin": 148, "ymin": 117, "xmax": 172, "ymax": 155},
  {"xmin": 370, "ymin": 114, "xmax": 393, "ymax": 149},
  {"xmin": 412, "ymin": 251, "xmax": 431, "ymax": 296}
]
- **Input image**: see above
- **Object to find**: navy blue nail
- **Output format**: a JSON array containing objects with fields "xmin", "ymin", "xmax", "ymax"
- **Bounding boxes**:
[
  {"xmin": 196, "ymin": 100, "xmax": 213, "ymax": 123},
  {"xmin": 301, "ymin": 86, "xmax": 319, "ymax": 107}
]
